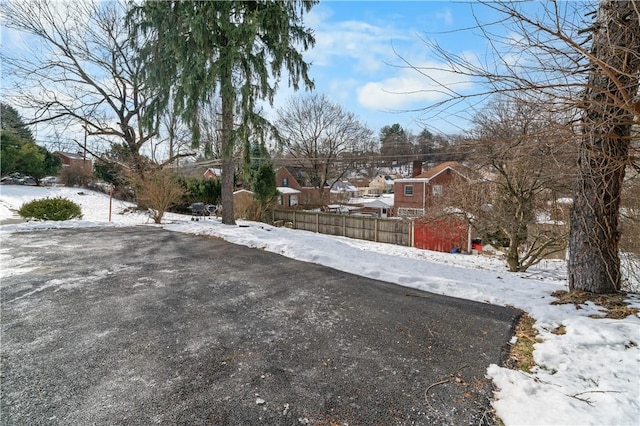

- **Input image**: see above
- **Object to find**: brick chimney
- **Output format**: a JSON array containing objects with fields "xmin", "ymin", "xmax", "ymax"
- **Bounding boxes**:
[{"xmin": 412, "ymin": 160, "xmax": 422, "ymax": 177}]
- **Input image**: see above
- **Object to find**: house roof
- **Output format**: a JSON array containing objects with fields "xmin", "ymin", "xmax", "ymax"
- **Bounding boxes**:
[
  {"xmin": 362, "ymin": 198, "xmax": 392, "ymax": 209},
  {"xmin": 330, "ymin": 181, "xmax": 358, "ymax": 193},
  {"xmin": 277, "ymin": 187, "xmax": 301, "ymax": 195},
  {"xmin": 349, "ymin": 178, "xmax": 371, "ymax": 187},
  {"xmin": 56, "ymin": 151, "xmax": 89, "ymax": 160},
  {"xmin": 204, "ymin": 167, "xmax": 222, "ymax": 176},
  {"xmin": 415, "ymin": 161, "xmax": 462, "ymax": 179},
  {"xmin": 277, "ymin": 166, "xmax": 315, "ymax": 188},
  {"xmin": 396, "ymin": 161, "xmax": 480, "ymax": 183}
]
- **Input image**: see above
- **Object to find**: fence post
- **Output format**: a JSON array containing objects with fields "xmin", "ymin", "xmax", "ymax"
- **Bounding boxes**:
[
  {"xmin": 316, "ymin": 212, "xmax": 319, "ymax": 233},
  {"xmin": 343, "ymin": 215, "xmax": 346, "ymax": 237},
  {"xmin": 374, "ymin": 218, "xmax": 378, "ymax": 242},
  {"xmin": 409, "ymin": 220, "xmax": 414, "ymax": 247},
  {"xmin": 293, "ymin": 210, "xmax": 296, "ymax": 228}
]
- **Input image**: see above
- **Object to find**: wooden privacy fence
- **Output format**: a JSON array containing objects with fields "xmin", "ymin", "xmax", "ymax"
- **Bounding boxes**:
[{"xmin": 273, "ymin": 210, "xmax": 411, "ymax": 246}]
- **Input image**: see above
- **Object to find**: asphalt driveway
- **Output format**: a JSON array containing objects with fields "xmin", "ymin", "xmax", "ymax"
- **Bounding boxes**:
[{"xmin": 1, "ymin": 227, "xmax": 520, "ymax": 425}]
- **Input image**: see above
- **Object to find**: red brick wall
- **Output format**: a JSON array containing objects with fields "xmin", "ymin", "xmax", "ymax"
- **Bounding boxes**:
[
  {"xmin": 275, "ymin": 168, "xmax": 302, "ymax": 191},
  {"xmin": 394, "ymin": 181, "xmax": 427, "ymax": 210},
  {"xmin": 424, "ymin": 169, "xmax": 456, "ymax": 209}
]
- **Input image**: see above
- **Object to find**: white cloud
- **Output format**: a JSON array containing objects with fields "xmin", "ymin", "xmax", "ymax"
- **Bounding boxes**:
[
  {"xmin": 357, "ymin": 64, "xmax": 474, "ymax": 111},
  {"xmin": 305, "ymin": 11, "xmax": 409, "ymax": 74},
  {"xmin": 304, "ymin": 6, "xmax": 334, "ymax": 30},
  {"xmin": 436, "ymin": 8, "xmax": 453, "ymax": 25}
]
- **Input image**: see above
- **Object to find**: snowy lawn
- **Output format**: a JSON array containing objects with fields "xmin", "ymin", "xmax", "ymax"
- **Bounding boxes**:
[{"xmin": 1, "ymin": 185, "xmax": 639, "ymax": 425}]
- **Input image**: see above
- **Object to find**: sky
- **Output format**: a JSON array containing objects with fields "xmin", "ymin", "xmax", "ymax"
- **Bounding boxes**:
[
  {"xmin": 1, "ymin": 1, "xmax": 593, "ymax": 153},
  {"xmin": 272, "ymin": 0, "xmax": 499, "ymax": 136},
  {"xmin": 1, "ymin": 184, "xmax": 639, "ymax": 425},
  {"xmin": 0, "ymin": 0, "xmax": 509, "ymax": 152}
]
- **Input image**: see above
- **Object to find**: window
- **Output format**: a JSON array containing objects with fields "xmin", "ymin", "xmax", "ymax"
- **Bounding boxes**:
[
  {"xmin": 432, "ymin": 184, "xmax": 443, "ymax": 197},
  {"xmin": 404, "ymin": 185, "xmax": 414, "ymax": 196},
  {"xmin": 289, "ymin": 194, "xmax": 299, "ymax": 206},
  {"xmin": 282, "ymin": 177, "xmax": 289, "ymax": 187}
]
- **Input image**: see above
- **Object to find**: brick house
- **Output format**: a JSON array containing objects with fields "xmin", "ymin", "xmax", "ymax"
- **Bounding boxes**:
[
  {"xmin": 55, "ymin": 151, "xmax": 92, "ymax": 173},
  {"xmin": 393, "ymin": 161, "xmax": 473, "ymax": 218},
  {"xmin": 275, "ymin": 167, "xmax": 324, "ymax": 207},
  {"xmin": 394, "ymin": 161, "xmax": 487, "ymax": 253},
  {"xmin": 203, "ymin": 167, "xmax": 221, "ymax": 179}
]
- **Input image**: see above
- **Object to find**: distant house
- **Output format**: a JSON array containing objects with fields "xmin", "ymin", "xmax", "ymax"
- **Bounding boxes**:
[
  {"xmin": 359, "ymin": 197, "xmax": 393, "ymax": 218},
  {"xmin": 393, "ymin": 161, "xmax": 480, "ymax": 253},
  {"xmin": 277, "ymin": 186, "xmax": 301, "ymax": 208},
  {"xmin": 203, "ymin": 167, "xmax": 221, "ymax": 179},
  {"xmin": 348, "ymin": 177, "xmax": 371, "ymax": 196},
  {"xmin": 368, "ymin": 174, "xmax": 395, "ymax": 195},
  {"xmin": 330, "ymin": 181, "xmax": 359, "ymax": 202},
  {"xmin": 275, "ymin": 167, "xmax": 305, "ymax": 208},
  {"xmin": 275, "ymin": 167, "xmax": 324, "ymax": 207},
  {"xmin": 393, "ymin": 161, "xmax": 475, "ymax": 218},
  {"xmin": 55, "ymin": 151, "xmax": 92, "ymax": 173}
]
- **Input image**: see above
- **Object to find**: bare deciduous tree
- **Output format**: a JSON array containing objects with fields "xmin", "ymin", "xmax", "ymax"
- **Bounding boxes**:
[
  {"xmin": 620, "ymin": 164, "xmax": 640, "ymax": 291},
  {"xmin": 400, "ymin": 0, "xmax": 639, "ymax": 293},
  {"xmin": 1, "ymin": 0, "xmax": 188, "ymax": 178},
  {"xmin": 567, "ymin": 0, "xmax": 640, "ymax": 293},
  {"xmin": 275, "ymin": 93, "xmax": 373, "ymax": 205},
  {"xmin": 469, "ymin": 98, "xmax": 573, "ymax": 271}
]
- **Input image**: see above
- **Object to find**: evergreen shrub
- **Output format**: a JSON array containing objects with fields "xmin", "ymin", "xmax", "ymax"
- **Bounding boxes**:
[{"xmin": 18, "ymin": 197, "xmax": 83, "ymax": 221}]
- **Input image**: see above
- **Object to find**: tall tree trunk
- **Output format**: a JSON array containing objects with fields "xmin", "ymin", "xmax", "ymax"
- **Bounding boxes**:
[
  {"xmin": 568, "ymin": 0, "xmax": 640, "ymax": 293},
  {"xmin": 220, "ymin": 63, "xmax": 236, "ymax": 226}
]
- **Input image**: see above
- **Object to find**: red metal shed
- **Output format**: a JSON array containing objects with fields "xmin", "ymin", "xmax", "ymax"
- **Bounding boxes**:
[{"xmin": 413, "ymin": 217, "xmax": 470, "ymax": 253}]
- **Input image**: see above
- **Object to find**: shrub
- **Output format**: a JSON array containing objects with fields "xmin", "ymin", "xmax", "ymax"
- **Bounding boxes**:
[
  {"xmin": 18, "ymin": 197, "xmax": 83, "ymax": 221},
  {"xmin": 60, "ymin": 163, "xmax": 94, "ymax": 187},
  {"xmin": 174, "ymin": 175, "xmax": 221, "ymax": 205},
  {"xmin": 132, "ymin": 169, "xmax": 186, "ymax": 224}
]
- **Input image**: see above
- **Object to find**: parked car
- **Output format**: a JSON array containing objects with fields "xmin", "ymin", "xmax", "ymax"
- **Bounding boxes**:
[
  {"xmin": 20, "ymin": 177, "xmax": 36, "ymax": 185},
  {"xmin": 1, "ymin": 174, "xmax": 35, "ymax": 185},
  {"xmin": 41, "ymin": 176, "xmax": 59, "ymax": 185}
]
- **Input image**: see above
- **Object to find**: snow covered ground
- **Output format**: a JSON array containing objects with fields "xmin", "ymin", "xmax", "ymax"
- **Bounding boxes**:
[{"xmin": 1, "ymin": 184, "xmax": 639, "ymax": 425}]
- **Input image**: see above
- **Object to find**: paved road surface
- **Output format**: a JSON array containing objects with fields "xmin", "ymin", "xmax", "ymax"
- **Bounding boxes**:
[{"xmin": 1, "ymin": 227, "xmax": 521, "ymax": 425}]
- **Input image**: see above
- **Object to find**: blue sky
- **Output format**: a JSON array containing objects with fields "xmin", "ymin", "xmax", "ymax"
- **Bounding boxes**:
[
  {"xmin": 275, "ymin": 1, "xmax": 504, "ymax": 137},
  {"xmin": 1, "ymin": 1, "xmax": 550, "ymax": 149}
]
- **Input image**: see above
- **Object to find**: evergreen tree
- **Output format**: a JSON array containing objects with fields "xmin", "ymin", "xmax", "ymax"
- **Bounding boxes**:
[
  {"xmin": 0, "ymin": 103, "xmax": 34, "ymax": 142},
  {"xmin": 252, "ymin": 161, "xmax": 279, "ymax": 212},
  {"xmin": 0, "ymin": 131, "xmax": 61, "ymax": 184},
  {"xmin": 0, "ymin": 131, "xmax": 26, "ymax": 174},
  {"xmin": 130, "ymin": 1, "xmax": 316, "ymax": 225},
  {"xmin": 379, "ymin": 123, "xmax": 412, "ymax": 166}
]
